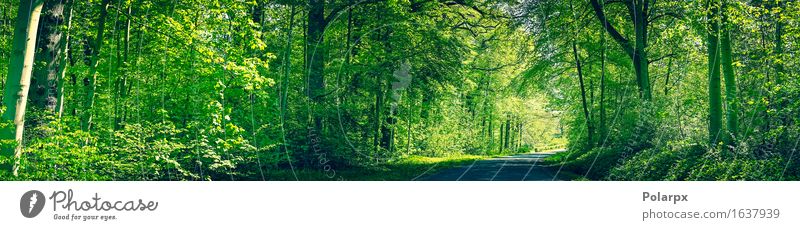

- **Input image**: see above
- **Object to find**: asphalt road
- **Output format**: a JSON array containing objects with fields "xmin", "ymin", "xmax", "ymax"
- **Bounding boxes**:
[{"xmin": 418, "ymin": 150, "xmax": 566, "ymax": 181}]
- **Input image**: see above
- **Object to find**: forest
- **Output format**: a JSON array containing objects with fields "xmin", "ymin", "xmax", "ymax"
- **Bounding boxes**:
[{"xmin": 0, "ymin": 0, "xmax": 797, "ymax": 181}]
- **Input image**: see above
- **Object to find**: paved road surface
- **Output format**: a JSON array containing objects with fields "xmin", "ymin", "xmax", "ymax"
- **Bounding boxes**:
[{"xmin": 418, "ymin": 150, "xmax": 566, "ymax": 181}]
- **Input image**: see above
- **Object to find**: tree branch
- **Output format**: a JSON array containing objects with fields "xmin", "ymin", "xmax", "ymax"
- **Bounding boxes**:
[
  {"xmin": 444, "ymin": 0, "xmax": 486, "ymax": 15},
  {"xmin": 590, "ymin": 0, "xmax": 634, "ymax": 58},
  {"xmin": 648, "ymin": 52, "xmax": 676, "ymax": 64}
]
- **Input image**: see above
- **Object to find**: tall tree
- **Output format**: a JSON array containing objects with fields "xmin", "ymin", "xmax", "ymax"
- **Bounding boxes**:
[
  {"xmin": 305, "ymin": 0, "xmax": 382, "ymax": 145},
  {"xmin": 772, "ymin": 0, "xmax": 783, "ymax": 83},
  {"xmin": 719, "ymin": 0, "xmax": 737, "ymax": 146},
  {"xmin": 306, "ymin": 0, "xmax": 325, "ymax": 135},
  {"xmin": 82, "ymin": 0, "xmax": 111, "ymax": 132},
  {"xmin": 598, "ymin": 22, "xmax": 607, "ymax": 146},
  {"xmin": 281, "ymin": 4, "xmax": 296, "ymax": 159},
  {"xmin": 571, "ymin": 0, "xmax": 593, "ymax": 149},
  {"xmin": 54, "ymin": 0, "xmax": 73, "ymax": 118},
  {"xmin": 113, "ymin": 2, "xmax": 132, "ymax": 129},
  {"xmin": 1, "ymin": 0, "xmax": 44, "ymax": 175},
  {"xmin": 31, "ymin": 0, "xmax": 71, "ymax": 114},
  {"xmin": 499, "ymin": 120, "xmax": 504, "ymax": 152},
  {"xmin": 504, "ymin": 115, "xmax": 511, "ymax": 150},
  {"xmin": 589, "ymin": 0, "xmax": 654, "ymax": 100},
  {"xmin": 707, "ymin": 0, "xmax": 722, "ymax": 145}
]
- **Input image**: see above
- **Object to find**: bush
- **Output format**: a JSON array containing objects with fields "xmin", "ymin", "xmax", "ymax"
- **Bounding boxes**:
[
  {"xmin": 608, "ymin": 143, "xmax": 795, "ymax": 181},
  {"xmin": 542, "ymin": 148, "xmax": 588, "ymax": 165},
  {"xmin": 13, "ymin": 117, "xmax": 110, "ymax": 180},
  {"xmin": 608, "ymin": 144, "xmax": 704, "ymax": 181},
  {"xmin": 686, "ymin": 156, "xmax": 786, "ymax": 181},
  {"xmin": 560, "ymin": 147, "xmax": 625, "ymax": 179}
]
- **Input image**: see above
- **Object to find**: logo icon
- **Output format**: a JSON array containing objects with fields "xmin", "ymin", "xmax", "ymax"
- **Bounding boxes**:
[{"xmin": 20, "ymin": 190, "xmax": 45, "ymax": 218}]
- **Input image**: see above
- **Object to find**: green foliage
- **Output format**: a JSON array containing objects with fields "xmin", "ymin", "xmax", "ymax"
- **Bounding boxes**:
[
  {"xmin": 563, "ymin": 147, "xmax": 624, "ymax": 179},
  {"xmin": 608, "ymin": 144, "xmax": 704, "ymax": 181},
  {"xmin": 0, "ymin": 0, "xmax": 797, "ymax": 181},
  {"xmin": 532, "ymin": 0, "xmax": 800, "ymax": 181},
  {"xmin": 686, "ymin": 156, "xmax": 786, "ymax": 181},
  {"xmin": 608, "ymin": 143, "xmax": 795, "ymax": 181},
  {"xmin": 11, "ymin": 117, "xmax": 107, "ymax": 180}
]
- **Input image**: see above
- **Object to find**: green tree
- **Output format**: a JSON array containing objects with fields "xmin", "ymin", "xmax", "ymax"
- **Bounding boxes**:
[
  {"xmin": 719, "ymin": 0, "xmax": 737, "ymax": 146},
  {"xmin": 2, "ymin": 0, "xmax": 44, "ymax": 175},
  {"xmin": 707, "ymin": 0, "xmax": 723, "ymax": 145}
]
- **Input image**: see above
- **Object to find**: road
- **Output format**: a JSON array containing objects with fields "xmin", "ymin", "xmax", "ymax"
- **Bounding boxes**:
[{"xmin": 418, "ymin": 150, "xmax": 566, "ymax": 181}]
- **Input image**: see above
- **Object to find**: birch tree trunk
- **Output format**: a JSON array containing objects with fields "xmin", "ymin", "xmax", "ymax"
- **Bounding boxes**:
[{"xmin": 1, "ymin": 0, "xmax": 44, "ymax": 175}]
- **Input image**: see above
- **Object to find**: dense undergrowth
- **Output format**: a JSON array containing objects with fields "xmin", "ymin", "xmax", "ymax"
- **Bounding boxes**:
[{"xmin": 545, "ymin": 133, "xmax": 800, "ymax": 181}]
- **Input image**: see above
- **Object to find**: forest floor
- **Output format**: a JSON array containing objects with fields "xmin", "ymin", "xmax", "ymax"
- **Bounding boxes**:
[{"xmin": 419, "ymin": 149, "xmax": 570, "ymax": 181}]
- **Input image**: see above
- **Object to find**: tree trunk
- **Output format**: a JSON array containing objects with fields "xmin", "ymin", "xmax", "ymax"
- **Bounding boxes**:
[
  {"xmin": 384, "ymin": 115, "xmax": 395, "ymax": 153},
  {"xmin": 499, "ymin": 121, "xmax": 504, "ymax": 152},
  {"xmin": 773, "ymin": 0, "xmax": 783, "ymax": 84},
  {"xmin": 504, "ymin": 116, "xmax": 511, "ymax": 150},
  {"xmin": 599, "ymin": 24, "xmax": 607, "ymax": 146},
  {"xmin": 306, "ymin": 0, "xmax": 325, "ymax": 136},
  {"xmin": 720, "ymin": 1, "xmax": 737, "ymax": 146},
  {"xmin": 772, "ymin": 0, "xmax": 786, "ymax": 127},
  {"xmin": 707, "ymin": 0, "xmax": 722, "ymax": 145},
  {"xmin": 82, "ymin": 0, "xmax": 111, "ymax": 132},
  {"xmin": 517, "ymin": 122, "xmax": 523, "ymax": 150},
  {"xmin": 55, "ymin": 0, "xmax": 73, "ymax": 118},
  {"xmin": 373, "ymin": 72, "xmax": 384, "ymax": 154},
  {"xmin": 509, "ymin": 117, "xmax": 516, "ymax": 151},
  {"xmin": 488, "ymin": 111, "xmax": 494, "ymax": 148},
  {"xmin": 406, "ymin": 96, "xmax": 411, "ymax": 155},
  {"xmin": 589, "ymin": 0, "xmax": 651, "ymax": 101},
  {"xmin": 1, "ymin": 0, "xmax": 44, "ymax": 175},
  {"xmin": 344, "ymin": 0, "xmax": 353, "ymax": 75},
  {"xmin": 282, "ymin": 5, "xmax": 295, "ymax": 115},
  {"xmin": 571, "ymin": 38, "xmax": 593, "ymax": 149},
  {"xmin": 281, "ymin": 4, "xmax": 295, "ymax": 157},
  {"xmin": 632, "ymin": 0, "xmax": 651, "ymax": 100},
  {"xmin": 114, "ymin": 3, "xmax": 132, "ymax": 129},
  {"xmin": 664, "ymin": 54, "xmax": 673, "ymax": 96},
  {"xmin": 31, "ymin": 0, "xmax": 69, "ymax": 113},
  {"xmin": 572, "ymin": 0, "xmax": 594, "ymax": 149}
]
